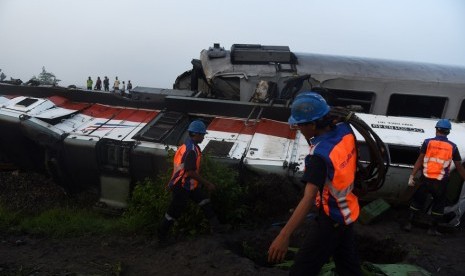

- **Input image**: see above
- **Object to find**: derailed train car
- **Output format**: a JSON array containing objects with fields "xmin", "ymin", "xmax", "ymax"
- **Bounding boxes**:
[
  {"xmin": 175, "ymin": 43, "xmax": 465, "ymax": 120},
  {"xmin": 0, "ymin": 93, "xmax": 464, "ymax": 227},
  {"xmin": 1, "ymin": 42, "xmax": 465, "ymax": 226}
]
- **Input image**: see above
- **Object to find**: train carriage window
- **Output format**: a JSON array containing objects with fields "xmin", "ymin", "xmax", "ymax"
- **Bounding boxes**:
[
  {"xmin": 458, "ymin": 100, "xmax": 465, "ymax": 122},
  {"xmin": 15, "ymin": 98, "xmax": 38, "ymax": 107},
  {"xmin": 358, "ymin": 142, "xmax": 419, "ymax": 166},
  {"xmin": 387, "ymin": 94, "xmax": 446, "ymax": 118},
  {"xmin": 319, "ymin": 89, "xmax": 375, "ymax": 113}
]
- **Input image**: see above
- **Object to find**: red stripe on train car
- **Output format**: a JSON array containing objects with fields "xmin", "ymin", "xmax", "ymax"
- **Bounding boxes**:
[
  {"xmin": 79, "ymin": 104, "xmax": 123, "ymax": 118},
  {"xmin": 255, "ymin": 119, "xmax": 297, "ymax": 139},
  {"xmin": 1, "ymin": 95, "xmax": 18, "ymax": 99},
  {"xmin": 48, "ymin": 96, "xmax": 91, "ymax": 111},
  {"xmin": 113, "ymin": 108, "xmax": 159, "ymax": 123},
  {"xmin": 207, "ymin": 118, "xmax": 257, "ymax": 135}
]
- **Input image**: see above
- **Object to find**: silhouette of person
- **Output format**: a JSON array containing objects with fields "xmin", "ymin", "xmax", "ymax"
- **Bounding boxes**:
[
  {"xmin": 95, "ymin": 77, "xmax": 102, "ymax": 90},
  {"xmin": 86, "ymin": 77, "xmax": 93, "ymax": 90},
  {"xmin": 103, "ymin": 76, "xmax": 110, "ymax": 91},
  {"xmin": 113, "ymin": 77, "xmax": 120, "ymax": 93},
  {"xmin": 121, "ymin": 81, "xmax": 126, "ymax": 96}
]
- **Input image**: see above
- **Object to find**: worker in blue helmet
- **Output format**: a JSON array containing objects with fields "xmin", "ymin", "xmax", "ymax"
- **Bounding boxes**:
[
  {"xmin": 287, "ymin": 92, "xmax": 331, "ymax": 125},
  {"xmin": 268, "ymin": 92, "xmax": 362, "ymax": 275},
  {"xmin": 187, "ymin": 120, "xmax": 208, "ymax": 134},
  {"xmin": 158, "ymin": 120, "xmax": 228, "ymax": 246},
  {"xmin": 405, "ymin": 118, "xmax": 465, "ymax": 234},
  {"xmin": 435, "ymin": 118, "xmax": 452, "ymax": 130}
]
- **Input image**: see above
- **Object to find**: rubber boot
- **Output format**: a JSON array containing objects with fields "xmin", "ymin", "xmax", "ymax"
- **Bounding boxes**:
[
  {"xmin": 402, "ymin": 210, "xmax": 415, "ymax": 232},
  {"xmin": 158, "ymin": 217, "xmax": 174, "ymax": 247},
  {"xmin": 427, "ymin": 218, "xmax": 442, "ymax": 236}
]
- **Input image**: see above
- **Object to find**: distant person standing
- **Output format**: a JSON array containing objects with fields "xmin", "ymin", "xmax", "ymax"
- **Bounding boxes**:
[
  {"xmin": 127, "ymin": 80, "xmax": 133, "ymax": 98},
  {"xmin": 113, "ymin": 77, "xmax": 120, "ymax": 93},
  {"xmin": 103, "ymin": 76, "xmax": 110, "ymax": 91},
  {"xmin": 121, "ymin": 81, "xmax": 126, "ymax": 96},
  {"xmin": 95, "ymin": 77, "xmax": 102, "ymax": 91},
  {"xmin": 86, "ymin": 77, "xmax": 93, "ymax": 90}
]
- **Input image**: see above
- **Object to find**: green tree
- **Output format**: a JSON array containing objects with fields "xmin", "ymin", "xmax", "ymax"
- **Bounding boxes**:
[{"xmin": 30, "ymin": 66, "xmax": 60, "ymax": 85}]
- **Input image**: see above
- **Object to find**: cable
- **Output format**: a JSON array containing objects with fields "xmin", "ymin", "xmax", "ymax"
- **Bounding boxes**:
[{"xmin": 329, "ymin": 107, "xmax": 391, "ymax": 193}]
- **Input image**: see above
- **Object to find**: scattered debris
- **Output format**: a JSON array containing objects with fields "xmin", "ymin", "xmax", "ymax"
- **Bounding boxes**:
[{"xmin": 359, "ymin": 198, "xmax": 391, "ymax": 224}]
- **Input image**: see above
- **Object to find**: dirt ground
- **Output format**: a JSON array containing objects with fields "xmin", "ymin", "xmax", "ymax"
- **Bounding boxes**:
[{"xmin": 1, "ymin": 171, "xmax": 465, "ymax": 276}]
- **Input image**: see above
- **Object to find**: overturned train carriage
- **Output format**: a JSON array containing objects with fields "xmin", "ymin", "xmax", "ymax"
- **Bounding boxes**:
[
  {"xmin": 0, "ymin": 93, "xmax": 464, "ymax": 226},
  {"xmin": 0, "ymin": 93, "xmax": 291, "ymax": 206}
]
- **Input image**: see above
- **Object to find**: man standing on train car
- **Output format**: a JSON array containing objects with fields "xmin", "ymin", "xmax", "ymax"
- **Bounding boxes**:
[
  {"xmin": 268, "ymin": 92, "xmax": 361, "ymax": 275},
  {"xmin": 405, "ymin": 119, "xmax": 465, "ymax": 235},
  {"xmin": 157, "ymin": 120, "xmax": 227, "ymax": 246}
]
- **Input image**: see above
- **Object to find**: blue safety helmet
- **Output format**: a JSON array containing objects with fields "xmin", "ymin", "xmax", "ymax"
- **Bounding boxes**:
[
  {"xmin": 435, "ymin": 119, "xmax": 451, "ymax": 130},
  {"xmin": 188, "ymin": 120, "xmax": 208, "ymax": 134},
  {"xmin": 288, "ymin": 92, "xmax": 330, "ymax": 125}
]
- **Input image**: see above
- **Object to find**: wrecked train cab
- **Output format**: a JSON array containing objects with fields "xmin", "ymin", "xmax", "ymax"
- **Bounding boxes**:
[{"xmin": 175, "ymin": 43, "xmax": 465, "ymax": 121}]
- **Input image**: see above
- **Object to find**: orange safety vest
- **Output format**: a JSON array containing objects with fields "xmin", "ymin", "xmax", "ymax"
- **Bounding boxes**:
[
  {"xmin": 168, "ymin": 138, "xmax": 201, "ymax": 190},
  {"xmin": 422, "ymin": 137, "xmax": 455, "ymax": 181},
  {"xmin": 310, "ymin": 123, "xmax": 359, "ymax": 225}
]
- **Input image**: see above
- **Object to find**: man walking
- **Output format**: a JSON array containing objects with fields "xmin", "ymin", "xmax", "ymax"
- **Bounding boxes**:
[
  {"xmin": 268, "ymin": 92, "xmax": 361, "ymax": 275},
  {"xmin": 158, "ymin": 120, "xmax": 227, "ymax": 246}
]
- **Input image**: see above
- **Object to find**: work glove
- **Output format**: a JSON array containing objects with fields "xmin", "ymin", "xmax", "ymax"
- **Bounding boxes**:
[{"xmin": 408, "ymin": 175, "xmax": 415, "ymax": 187}]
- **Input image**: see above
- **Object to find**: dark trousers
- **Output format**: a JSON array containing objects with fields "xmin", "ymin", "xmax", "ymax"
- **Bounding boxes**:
[
  {"xmin": 166, "ymin": 184, "xmax": 215, "ymax": 220},
  {"xmin": 290, "ymin": 213, "xmax": 361, "ymax": 276},
  {"xmin": 410, "ymin": 176, "xmax": 447, "ymax": 219},
  {"xmin": 158, "ymin": 185, "xmax": 215, "ymax": 240}
]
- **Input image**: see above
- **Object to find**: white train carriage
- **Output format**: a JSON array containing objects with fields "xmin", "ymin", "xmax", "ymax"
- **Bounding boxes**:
[{"xmin": 0, "ymin": 95, "xmax": 464, "ymax": 225}]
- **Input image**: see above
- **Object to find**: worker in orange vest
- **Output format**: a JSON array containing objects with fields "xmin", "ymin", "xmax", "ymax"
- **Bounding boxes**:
[
  {"xmin": 157, "ymin": 120, "xmax": 228, "ymax": 246},
  {"xmin": 404, "ymin": 119, "xmax": 465, "ymax": 235},
  {"xmin": 268, "ymin": 92, "xmax": 361, "ymax": 276}
]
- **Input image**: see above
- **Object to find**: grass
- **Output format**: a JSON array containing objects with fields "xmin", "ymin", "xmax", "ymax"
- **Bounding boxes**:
[
  {"xmin": 0, "ymin": 150, "xmax": 300, "ymax": 240},
  {"xmin": 0, "ymin": 205, "xmax": 124, "ymax": 238},
  {"xmin": 0, "ymin": 206, "xmax": 21, "ymax": 232},
  {"xmin": 19, "ymin": 208, "xmax": 123, "ymax": 237},
  {"xmin": 0, "ymin": 154, "xmax": 252, "ymax": 238}
]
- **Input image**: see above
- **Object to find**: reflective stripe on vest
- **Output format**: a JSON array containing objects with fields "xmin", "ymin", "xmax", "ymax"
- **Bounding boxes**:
[
  {"xmin": 168, "ymin": 139, "xmax": 201, "ymax": 190},
  {"xmin": 423, "ymin": 139, "xmax": 454, "ymax": 180},
  {"xmin": 310, "ymin": 123, "xmax": 359, "ymax": 225}
]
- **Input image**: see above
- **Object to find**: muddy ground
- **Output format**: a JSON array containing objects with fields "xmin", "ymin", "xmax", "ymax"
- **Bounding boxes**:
[{"xmin": 1, "ymin": 171, "xmax": 465, "ymax": 276}]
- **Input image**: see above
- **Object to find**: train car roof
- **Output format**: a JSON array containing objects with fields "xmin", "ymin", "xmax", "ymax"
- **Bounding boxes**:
[
  {"xmin": 200, "ymin": 47, "xmax": 465, "ymax": 85},
  {"xmin": 295, "ymin": 52, "xmax": 465, "ymax": 85}
]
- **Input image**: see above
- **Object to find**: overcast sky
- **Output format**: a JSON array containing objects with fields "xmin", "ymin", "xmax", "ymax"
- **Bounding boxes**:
[{"xmin": 1, "ymin": 0, "xmax": 464, "ymax": 88}]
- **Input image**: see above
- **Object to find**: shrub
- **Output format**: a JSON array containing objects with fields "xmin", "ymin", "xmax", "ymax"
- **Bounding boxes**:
[
  {"xmin": 201, "ymin": 155, "xmax": 247, "ymax": 224},
  {"xmin": 121, "ymin": 151, "xmax": 248, "ymax": 237},
  {"xmin": 120, "ymin": 177, "xmax": 170, "ymax": 235}
]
